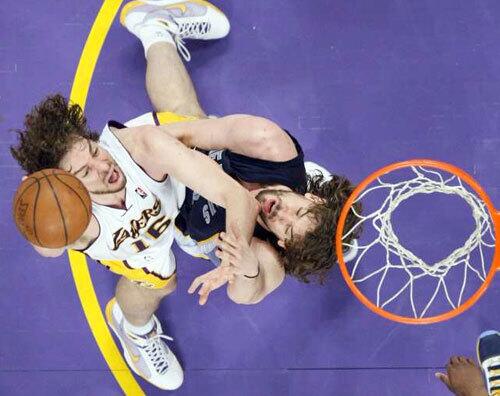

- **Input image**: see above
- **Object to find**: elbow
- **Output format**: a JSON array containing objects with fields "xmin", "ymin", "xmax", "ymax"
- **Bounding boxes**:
[
  {"xmin": 226, "ymin": 285, "xmax": 262, "ymax": 305},
  {"xmin": 46, "ymin": 251, "xmax": 64, "ymax": 258},
  {"xmin": 34, "ymin": 247, "xmax": 65, "ymax": 258},
  {"xmin": 240, "ymin": 116, "xmax": 294, "ymax": 161}
]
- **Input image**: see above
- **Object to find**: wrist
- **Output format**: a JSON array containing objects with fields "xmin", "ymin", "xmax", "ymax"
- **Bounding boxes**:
[{"xmin": 244, "ymin": 264, "xmax": 260, "ymax": 279}]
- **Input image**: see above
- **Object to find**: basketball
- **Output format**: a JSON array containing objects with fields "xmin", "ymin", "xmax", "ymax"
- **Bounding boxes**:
[{"xmin": 13, "ymin": 169, "xmax": 92, "ymax": 248}]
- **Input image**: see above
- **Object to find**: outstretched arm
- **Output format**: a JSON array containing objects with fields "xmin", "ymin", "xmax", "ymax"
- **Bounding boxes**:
[
  {"xmin": 118, "ymin": 126, "xmax": 259, "ymax": 244},
  {"xmin": 159, "ymin": 115, "xmax": 298, "ymax": 161}
]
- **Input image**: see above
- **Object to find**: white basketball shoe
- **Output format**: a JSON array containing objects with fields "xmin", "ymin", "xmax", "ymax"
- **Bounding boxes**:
[
  {"xmin": 105, "ymin": 298, "xmax": 184, "ymax": 390},
  {"xmin": 120, "ymin": 0, "xmax": 230, "ymax": 60},
  {"xmin": 477, "ymin": 330, "xmax": 500, "ymax": 396}
]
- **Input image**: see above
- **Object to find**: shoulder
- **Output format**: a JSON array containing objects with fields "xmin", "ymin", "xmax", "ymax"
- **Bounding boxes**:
[
  {"xmin": 111, "ymin": 125, "xmax": 150, "ymax": 149},
  {"xmin": 240, "ymin": 116, "xmax": 298, "ymax": 161},
  {"xmin": 111, "ymin": 126, "xmax": 170, "ymax": 180},
  {"xmin": 251, "ymin": 238, "xmax": 285, "ymax": 273}
]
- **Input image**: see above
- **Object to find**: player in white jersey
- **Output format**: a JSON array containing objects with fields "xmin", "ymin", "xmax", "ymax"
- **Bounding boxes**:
[
  {"xmin": 11, "ymin": 1, "xmax": 259, "ymax": 390},
  {"xmin": 83, "ymin": 120, "xmax": 184, "ymax": 285},
  {"xmin": 11, "ymin": 0, "xmax": 360, "ymax": 389}
]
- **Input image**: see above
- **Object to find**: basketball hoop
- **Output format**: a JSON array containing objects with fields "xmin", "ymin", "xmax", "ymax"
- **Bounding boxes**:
[{"xmin": 335, "ymin": 159, "xmax": 499, "ymax": 324}]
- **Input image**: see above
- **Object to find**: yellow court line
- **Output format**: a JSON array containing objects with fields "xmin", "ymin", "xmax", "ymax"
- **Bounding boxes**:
[{"xmin": 68, "ymin": 0, "xmax": 144, "ymax": 394}]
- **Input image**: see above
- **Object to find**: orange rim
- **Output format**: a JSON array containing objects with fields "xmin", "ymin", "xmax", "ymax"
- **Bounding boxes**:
[{"xmin": 335, "ymin": 159, "xmax": 500, "ymax": 324}]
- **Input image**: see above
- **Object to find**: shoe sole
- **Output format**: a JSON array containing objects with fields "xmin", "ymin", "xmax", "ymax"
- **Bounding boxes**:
[
  {"xmin": 120, "ymin": 0, "xmax": 225, "ymax": 27},
  {"xmin": 105, "ymin": 298, "xmax": 177, "ymax": 391}
]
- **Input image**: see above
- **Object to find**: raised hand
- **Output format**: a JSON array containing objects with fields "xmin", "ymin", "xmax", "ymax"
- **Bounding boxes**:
[
  {"xmin": 215, "ymin": 227, "xmax": 259, "ymax": 278},
  {"xmin": 188, "ymin": 265, "xmax": 236, "ymax": 305}
]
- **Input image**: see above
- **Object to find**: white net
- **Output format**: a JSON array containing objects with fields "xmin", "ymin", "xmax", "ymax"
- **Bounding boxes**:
[{"xmin": 342, "ymin": 166, "xmax": 496, "ymax": 319}]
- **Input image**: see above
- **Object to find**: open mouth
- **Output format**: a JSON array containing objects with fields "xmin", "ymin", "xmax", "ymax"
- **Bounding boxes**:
[
  {"xmin": 108, "ymin": 168, "xmax": 119, "ymax": 184},
  {"xmin": 262, "ymin": 198, "xmax": 277, "ymax": 216}
]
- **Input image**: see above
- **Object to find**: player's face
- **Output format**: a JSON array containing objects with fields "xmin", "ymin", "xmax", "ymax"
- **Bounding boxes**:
[
  {"xmin": 60, "ymin": 138, "xmax": 126, "ymax": 197},
  {"xmin": 253, "ymin": 187, "xmax": 323, "ymax": 248}
]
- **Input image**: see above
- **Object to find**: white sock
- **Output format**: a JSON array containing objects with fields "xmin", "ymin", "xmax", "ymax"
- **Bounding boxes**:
[
  {"xmin": 138, "ymin": 24, "xmax": 175, "ymax": 58},
  {"xmin": 124, "ymin": 316, "xmax": 155, "ymax": 336},
  {"xmin": 113, "ymin": 301, "xmax": 155, "ymax": 336}
]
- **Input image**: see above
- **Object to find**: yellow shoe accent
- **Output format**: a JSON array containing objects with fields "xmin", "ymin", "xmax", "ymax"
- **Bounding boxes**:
[
  {"xmin": 120, "ymin": 0, "xmax": 146, "ymax": 26},
  {"xmin": 124, "ymin": 345, "xmax": 141, "ymax": 363},
  {"xmin": 120, "ymin": 0, "xmax": 226, "ymax": 27},
  {"xmin": 105, "ymin": 298, "xmax": 141, "ymax": 364}
]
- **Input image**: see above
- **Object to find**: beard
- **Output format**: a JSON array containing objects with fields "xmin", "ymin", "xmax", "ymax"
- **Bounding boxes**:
[{"xmin": 255, "ymin": 189, "xmax": 289, "ymax": 229}]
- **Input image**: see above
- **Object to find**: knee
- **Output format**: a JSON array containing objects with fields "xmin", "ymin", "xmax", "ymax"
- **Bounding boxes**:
[
  {"xmin": 157, "ymin": 274, "xmax": 177, "ymax": 297},
  {"xmin": 170, "ymin": 102, "xmax": 206, "ymax": 119}
]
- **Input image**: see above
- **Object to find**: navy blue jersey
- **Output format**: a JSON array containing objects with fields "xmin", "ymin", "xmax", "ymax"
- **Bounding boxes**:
[{"xmin": 174, "ymin": 131, "xmax": 307, "ymax": 246}]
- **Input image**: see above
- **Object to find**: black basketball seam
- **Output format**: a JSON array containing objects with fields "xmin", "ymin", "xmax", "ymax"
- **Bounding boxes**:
[
  {"xmin": 53, "ymin": 173, "xmax": 91, "ymax": 223},
  {"xmin": 14, "ymin": 171, "xmax": 67, "ymax": 205},
  {"xmin": 42, "ymin": 170, "xmax": 69, "ymax": 246},
  {"xmin": 31, "ymin": 178, "xmax": 42, "ymax": 246},
  {"xmin": 15, "ymin": 177, "xmax": 39, "ymax": 201},
  {"xmin": 13, "ymin": 177, "xmax": 40, "ymax": 240}
]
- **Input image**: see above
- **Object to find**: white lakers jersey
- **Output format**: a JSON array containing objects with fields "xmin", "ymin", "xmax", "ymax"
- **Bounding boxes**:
[{"xmin": 83, "ymin": 121, "xmax": 186, "ymax": 278}]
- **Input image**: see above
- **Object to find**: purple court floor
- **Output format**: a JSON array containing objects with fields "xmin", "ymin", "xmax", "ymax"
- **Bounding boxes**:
[{"xmin": 1, "ymin": 1, "xmax": 500, "ymax": 395}]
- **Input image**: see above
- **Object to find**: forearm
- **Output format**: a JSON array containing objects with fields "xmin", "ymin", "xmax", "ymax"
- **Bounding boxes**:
[
  {"xmin": 224, "ymin": 190, "xmax": 259, "ymax": 244},
  {"xmin": 159, "ymin": 115, "xmax": 246, "ymax": 149},
  {"xmin": 160, "ymin": 115, "xmax": 296, "ymax": 160}
]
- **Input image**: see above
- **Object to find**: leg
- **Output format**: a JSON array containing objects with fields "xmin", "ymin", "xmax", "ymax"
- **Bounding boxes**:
[
  {"xmin": 106, "ymin": 275, "xmax": 183, "ymax": 390},
  {"xmin": 146, "ymin": 42, "xmax": 206, "ymax": 118},
  {"xmin": 120, "ymin": 1, "xmax": 231, "ymax": 117},
  {"xmin": 115, "ymin": 274, "xmax": 177, "ymax": 326}
]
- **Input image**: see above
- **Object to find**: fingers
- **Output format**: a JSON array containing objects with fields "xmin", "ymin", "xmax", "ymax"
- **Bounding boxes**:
[
  {"xmin": 215, "ymin": 248, "xmax": 228, "ymax": 262},
  {"xmin": 197, "ymin": 274, "xmax": 230, "ymax": 305},
  {"xmin": 188, "ymin": 276, "xmax": 203, "ymax": 294},
  {"xmin": 465, "ymin": 357, "xmax": 476, "ymax": 366},
  {"xmin": 197, "ymin": 278, "xmax": 215, "ymax": 304},
  {"xmin": 435, "ymin": 372, "xmax": 452, "ymax": 391},
  {"xmin": 198, "ymin": 288, "xmax": 211, "ymax": 305},
  {"xmin": 449, "ymin": 356, "xmax": 465, "ymax": 365},
  {"xmin": 215, "ymin": 246, "xmax": 239, "ymax": 266},
  {"xmin": 218, "ymin": 232, "xmax": 239, "ymax": 251},
  {"xmin": 188, "ymin": 265, "xmax": 238, "ymax": 305}
]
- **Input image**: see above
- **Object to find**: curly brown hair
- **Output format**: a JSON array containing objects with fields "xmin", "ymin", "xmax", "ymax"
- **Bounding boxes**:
[
  {"xmin": 282, "ymin": 173, "xmax": 362, "ymax": 284},
  {"xmin": 11, "ymin": 94, "xmax": 99, "ymax": 173}
]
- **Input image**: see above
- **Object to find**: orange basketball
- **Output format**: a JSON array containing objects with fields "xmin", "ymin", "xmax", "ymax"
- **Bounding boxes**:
[{"xmin": 13, "ymin": 169, "xmax": 92, "ymax": 248}]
